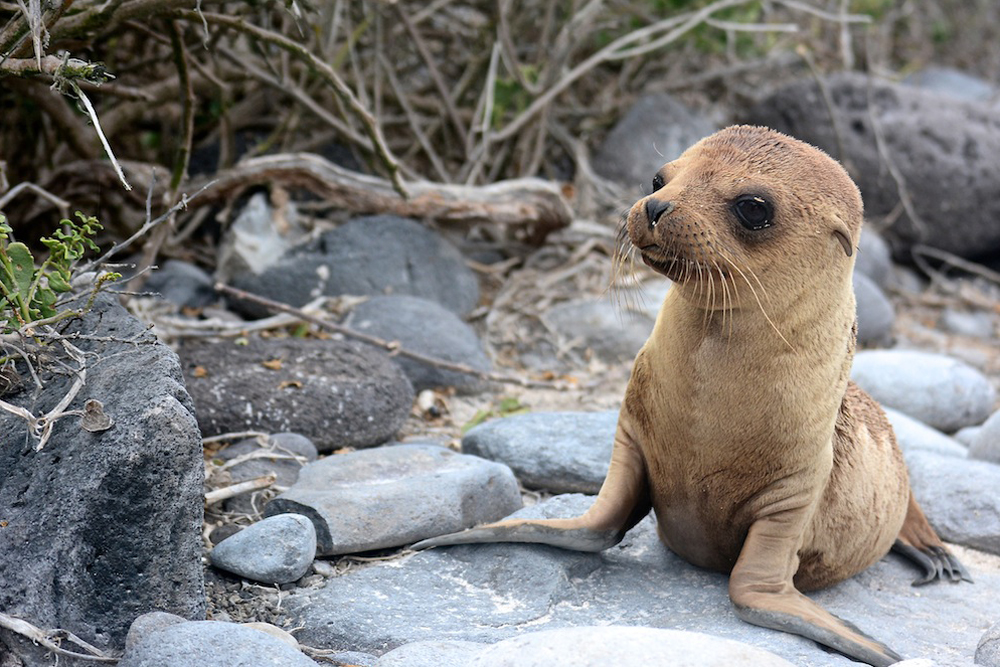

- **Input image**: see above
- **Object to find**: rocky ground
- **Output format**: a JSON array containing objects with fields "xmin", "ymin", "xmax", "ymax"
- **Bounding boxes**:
[{"xmin": 2, "ymin": 68, "xmax": 1000, "ymax": 667}]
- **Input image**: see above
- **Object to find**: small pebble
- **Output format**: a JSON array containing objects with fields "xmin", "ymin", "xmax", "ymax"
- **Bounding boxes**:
[{"xmin": 210, "ymin": 513, "xmax": 317, "ymax": 585}]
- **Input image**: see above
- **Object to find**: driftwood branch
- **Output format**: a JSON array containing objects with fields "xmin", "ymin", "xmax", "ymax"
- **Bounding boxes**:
[
  {"xmin": 204, "ymin": 473, "xmax": 277, "ymax": 506},
  {"xmin": 0, "ymin": 611, "xmax": 116, "ymax": 662},
  {"xmin": 189, "ymin": 153, "xmax": 572, "ymax": 244},
  {"xmin": 214, "ymin": 284, "xmax": 566, "ymax": 390}
]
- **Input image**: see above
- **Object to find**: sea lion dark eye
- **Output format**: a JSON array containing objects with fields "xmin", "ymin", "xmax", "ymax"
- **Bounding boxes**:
[
  {"xmin": 733, "ymin": 195, "xmax": 773, "ymax": 231},
  {"xmin": 652, "ymin": 173, "xmax": 665, "ymax": 192}
]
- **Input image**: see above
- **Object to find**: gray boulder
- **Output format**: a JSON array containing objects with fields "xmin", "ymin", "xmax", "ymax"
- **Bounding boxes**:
[
  {"xmin": 346, "ymin": 295, "xmax": 491, "ymax": 393},
  {"xmin": 180, "ymin": 336, "xmax": 414, "ymax": 453},
  {"xmin": 0, "ymin": 294, "xmax": 205, "ymax": 663},
  {"xmin": 230, "ymin": 215, "xmax": 479, "ymax": 318},
  {"xmin": 855, "ymin": 227, "xmax": 893, "ymax": 288},
  {"xmin": 467, "ymin": 627, "xmax": 795, "ymax": 666},
  {"xmin": 905, "ymin": 450, "xmax": 1000, "ymax": 554},
  {"xmin": 265, "ymin": 444, "xmax": 522, "ymax": 555},
  {"xmin": 117, "ymin": 619, "xmax": 316, "ymax": 667},
  {"xmin": 853, "ymin": 271, "xmax": 895, "ymax": 346},
  {"xmin": 969, "ymin": 410, "xmax": 1000, "ymax": 465},
  {"xmin": 543, "ymin": 298, "xmax": 655, "ymax": 363},
  {"xmin": 286, "ymin": 494, "xmax": 999, "ymax": 665},
  {"xmin": 883, "ymin": 407, "xmax": 968, "ymax": 458},
  {"xmin": 903, "ymin": 66, "xmax": 998, "ymax": 103},
  {"xmin": 144, "ymin": 259, "xmax": 217, "ymax": 308},
  {"xmin": 593, "ymin": 93, "xmax": 717, "ymax": 193},
  {"xmin": 377, "ymin": 641, "xmax": 486, "ymax": 667},
  {"xmin": 851, "ymin": 350, "xmax": 996, "ymax": 432},
  {"xmin": 462, "ymin": 411, "xmax": 617, "ymax": 493},
  {"xmin": 940, "ymin": 309, "xmax": 996, "ymax": 339},
  {"xmin": 743, "ymin": 72, "xmax": 1000, "ymax": 260},
  {"xmin": 215, "ymin": 433, "xmax": 318, "ymax": 515},
  {"xmin": 210, "ymin": 513, "xmax": 317, "ymax": 585}
]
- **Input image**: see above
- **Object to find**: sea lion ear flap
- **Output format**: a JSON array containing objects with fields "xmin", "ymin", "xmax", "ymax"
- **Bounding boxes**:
[{"xmin": 831, "ymin": 217, "xmax": 854, "ymax": 257}]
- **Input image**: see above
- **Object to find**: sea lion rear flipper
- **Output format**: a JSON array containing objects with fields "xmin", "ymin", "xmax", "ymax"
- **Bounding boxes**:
[
  {"xmin": 893, "ymin": 491, "xmax": 973, "ymax": 585},
  {"xmin": 412, "ymin": 419, "xmax": 651, "ymax": 553},
  {"xmin": 730, "ymin": 515, "xmax": 903, "ymax": 667}
]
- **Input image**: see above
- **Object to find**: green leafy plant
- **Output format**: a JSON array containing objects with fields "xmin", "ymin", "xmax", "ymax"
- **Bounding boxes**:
[{"xmin": 0, "ymin": 211, "xmax": 108, "ymax": 332}]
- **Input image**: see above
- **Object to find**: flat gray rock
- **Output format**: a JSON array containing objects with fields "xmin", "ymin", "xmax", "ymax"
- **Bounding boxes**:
[
  {"xmin": 286, "ymin": 495, "xmax": 999, "ymax": 666},
  {"xmin": 884, "ymin": 407, "xmax": 968, "ymax": 458},
  {"xmin": 265, "ymin": 444, "xmax": 522, "ymax": 555},
  {"xmin": 180, "ymin": 336, "xmax": 414, "ymax": 452},
  {"xmin": 377, "ymin": 640, "xmax": 486, "ymax": 667},
  {"xmin": 906, "ymin": 450, "xmax": 1000, "ymax": 554},
  {"xmin": 593, "ymin": 93, "xmax": 717, "ymax": 194},
  {"xmin": 743, "ymin": 72, "xmax": 1000, "ymax": 261},
  {"xmin": 216, "ymin": 433, "xmax": 318, "ymax": 515},
  {"xmin": 462, "ymin": 411, "xmax": 617, "ymax": 493},
  {"xmin": 0, "ymin": 294, "xmax": 205, "ymax": 662},
  {"xmin": 230, "ymin": 215, "xmax": 479, "ymax": 318},
  {"xmin": 854, "ymin": 271, "xmax": 895, "ymax": 346},
  {"xmin": 210, "ymin": 513, "xmax": 317, "ymax": 584},
  {"xmin": 117, "ymin": 620, "xmax": 316, "ymax": 667},
  {"xmin": 346, "ymin": 295, "xmax": 491, "ymax": 393},
  {"xmin": 466, "ymin": 627, "xmax": 795, "ymax": 666},
  {"xmin": 969, "ymin": 411, "xmax": 1000, "ymax": 465},
  {"xmin": 543, "ymin": 298, "xmax": 654, "ymax": 363},
  {"xmin": 851, "ymin": 350, "xmax": 996, "ymax": 432}
]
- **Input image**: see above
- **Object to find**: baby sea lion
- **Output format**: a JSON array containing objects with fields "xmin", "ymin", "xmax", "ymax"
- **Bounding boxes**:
[{"xmin": 412, "ymin": 125, "xmax": 970, "ymax": 666}]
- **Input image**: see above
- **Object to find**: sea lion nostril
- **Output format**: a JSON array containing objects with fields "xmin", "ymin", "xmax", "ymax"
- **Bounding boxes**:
[{"xmin": 645, "ymin": 199, "xmax": 675, "ymax": 228}]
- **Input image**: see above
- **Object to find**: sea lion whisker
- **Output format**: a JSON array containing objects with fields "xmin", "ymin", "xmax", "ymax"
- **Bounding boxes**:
[{"xmin": 718, "ymin": 252, "xmax": 794, "ymax": 352}]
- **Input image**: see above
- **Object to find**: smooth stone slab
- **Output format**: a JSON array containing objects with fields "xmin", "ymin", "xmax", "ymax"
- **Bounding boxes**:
[
  {"xmin": 883, "ymin": 408, "xmax": 968, "ymax": 458},
  {"xmin": 210, "ymin": 513, "xmax": 317, "ymax": 584},
  {"xmin": 467, "ymin": 626, "xmax": 795, "ymax": 666},
  {"xmin": 906, "ymin": 450, "xmax": 1000, "ymax": 554},
  {"xmin": 265, "ymin": 444, "xmax": 522, "ymax": 555},
  {"xmin": 969, "ymin": 411, "xmax": 1000, "ymax": 465},
  {"xmin": 978, "ymin": 621, "xmax": 1000, "ymax": 667},
  {"xmin": 117, "ymin": 620, "xmax": 317, "ymax": 667},
  {"xmin": 346, "ymin": 295, "xmax": 491, "ymax": 393},
  {"xmin": 287, "ymin": 494, "xmax": 999, "ymax": 666},
  {"xmin": 462, "ymin": 411, "xmax": 617, "ymax": 493},
  {"xmin": 851, "ymin": 350, "xmax": 996, "ymax": 432},
  {"xmin": 377, "ymin": 640, "xmax": 486, "ymax": 667}
]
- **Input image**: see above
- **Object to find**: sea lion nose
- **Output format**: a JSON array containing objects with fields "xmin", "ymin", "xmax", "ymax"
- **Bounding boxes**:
[{"xmin": 645, "ymin": 198, "xmax": 675, "ymax": 228}]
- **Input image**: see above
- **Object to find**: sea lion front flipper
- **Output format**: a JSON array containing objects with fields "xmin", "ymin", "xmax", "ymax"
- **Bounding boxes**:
[
  {"xmin": 412, "ymin": 418, "xmax": 651, "ymax": 553},
  {"xmin": 729, "ymin": 515, "xmax": 903, "ymax": 667},
  {"xmin": 893, "ymin": 491, "xmax": 973, "ymax": 585}
]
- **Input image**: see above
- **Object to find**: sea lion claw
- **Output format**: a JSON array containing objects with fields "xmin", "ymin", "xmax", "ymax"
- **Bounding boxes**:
[{"xmin": 891, "ymin": 540, "xmax": 973, "ymax": 586}]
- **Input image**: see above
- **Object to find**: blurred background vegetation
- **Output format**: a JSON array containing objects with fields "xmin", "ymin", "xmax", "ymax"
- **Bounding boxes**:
[{"xmin": 0, "ymin": 0, "xmax": 997, "ymax": 247}]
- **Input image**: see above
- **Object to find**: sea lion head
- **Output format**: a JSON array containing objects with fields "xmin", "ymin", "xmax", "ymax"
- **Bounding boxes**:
[{"xmin": 619, "ymin": 125, "xmax": 863, "ymax": 311}]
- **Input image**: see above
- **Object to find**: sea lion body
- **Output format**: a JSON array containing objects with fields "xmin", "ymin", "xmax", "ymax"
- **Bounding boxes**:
[{"xmin": 414, "ymin": 125, "xmax": 968, "ymax": 666}]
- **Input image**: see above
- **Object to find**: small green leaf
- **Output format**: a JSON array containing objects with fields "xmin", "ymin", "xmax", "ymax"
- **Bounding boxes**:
[
  {"xmin": 48, "ymin": 270, "xmax": 72, "ymax": 293},
  {"xmin": 5, "ymin": 243, "xmax": 36, "ymax": 298}
]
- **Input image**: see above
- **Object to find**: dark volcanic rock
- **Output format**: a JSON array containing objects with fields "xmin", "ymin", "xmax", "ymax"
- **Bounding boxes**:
[
  {"xmin": 180, "ymin": 336, "xmax": 414, "ymax": 453},
  {"xmin": 229, "ymin": 215, "xmax": 480, "ymax": 318},
  {"xmin": 743, "ymin": 72, "xmax": 1000, "ymax": 261},
  {"xmin": 0, "ymin": 294, "xmax": 205, "ymax": 664}
]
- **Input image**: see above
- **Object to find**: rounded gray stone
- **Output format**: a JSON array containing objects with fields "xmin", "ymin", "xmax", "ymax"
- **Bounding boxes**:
[
  {"xmin": 210, "ymin": 513, "xmax": 317, "ymax": 584},
  {"xmin": 905, "ymin": 450, "xmax": 1000, "ymax": 554},
  {"xmin": 180, "ymin": 336, "xmax": 414, "ymax": 452},
  {"xmin": 903, "ymin": 66, "xmax": 998, "ymax": 103},
  {"xmin": 144, "ymin": 260, "xmax": 217, "ymax": 308},
  {"xmin": 117, "ymin": 620, "xmax": 317, "ymax": 667},
  {"xmin": 969, "ymin": 410, "xmax": 1000, "ymax": 465},
  {"xmin": 977, "ymin": 621, "xmax": 1000, "ymax": 667},
  {"xmin": 853, "ymin": 271, "xmax": 895, "ymax": 346},
  {"xmin": 125, "ymin": 612, "xmax": 187, "ymax": 651},
  {"xmin": 346, "ymin": 295, "xmax": 491, "ymax": 393},
  {"xmin": 593, "ymin": 93, "xmax": 717, "ymax": 192},
  {"xmin": 468, "ymin": 626, "xmax": 796, "ymax": 666},
  {"xmin": 462, "ymin": 411, "xmax": 617, "ymax": 493},
  {"xmin": 851, "ymin": 350, "xmax": 996, "ymax": 432},
  {"xmin": 543, "ymin": 299, "xmax": 654, "ymax": 363},
  {"xmin": 231, "ymin": 215, "xmax": 479, "ymax": 318},
  {"xmin": 265, "ymin": 444, "xmax": 522, "ymax": 555},
  {"xmin": 940, "ymin": 309, "xmax": 996, "ymax": 339},
  {"xmin": 882, "ymin": 407, "xmax": 967, "ymax": 458},
  {"xmin": 955, "ymin": 425, "xmax": 982, "ymax": 448},
  {"xmin": 855, "ymin": 227, "xmax": 893, "ymax": 288}
]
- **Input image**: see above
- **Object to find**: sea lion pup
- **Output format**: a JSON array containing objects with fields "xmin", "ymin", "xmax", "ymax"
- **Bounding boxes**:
[{"xmin": 412, "ymin": 125, "xmax": 970, "ymax": 666}]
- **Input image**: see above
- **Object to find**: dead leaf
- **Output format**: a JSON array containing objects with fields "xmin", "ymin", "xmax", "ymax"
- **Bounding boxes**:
[
  {"xmin": 278, "ymin": 380, "xmax": 303, "ymax": 390},
  {"xmin": 262, "ymin": 359, "xmax": 283, "ymax": 370},
  {"xmin": 80, "ymin": 399, "xmax": 113, "ymax": 433},
  {"xmin": 193, "ymin": 365, "xmax": 208, "ymax": 378}
]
